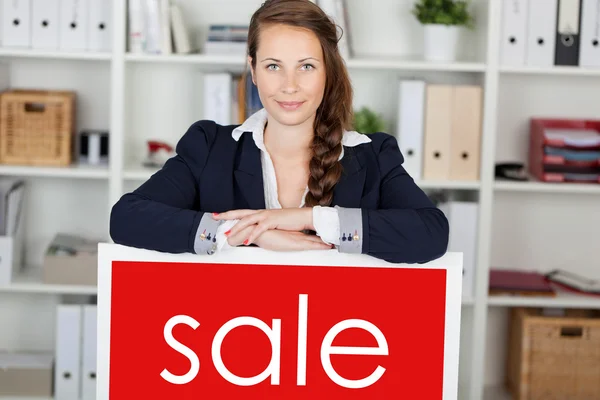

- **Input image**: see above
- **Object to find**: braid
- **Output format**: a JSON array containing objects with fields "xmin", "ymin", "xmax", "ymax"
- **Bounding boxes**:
[{"xmin": 304, "ymin": 118, "xmax": 343, "ymax": 207}]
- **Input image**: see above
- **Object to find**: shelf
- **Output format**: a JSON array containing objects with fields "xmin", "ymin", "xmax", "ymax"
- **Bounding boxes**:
[
  {"xmin": 124, "ymin": 165, "xmax": 159, "ymax": 181},
  {"xmin": 499, "ymin": 65, "xmax": 600, "ymax": 77},
  {"xmin": 494, "ymin": 180, "xmax": 600, "ymax": 195},
  {"xmin": 125, "ymin": 52, "xmax": 486, "ymax": 72},
  {"xmin": 487, "ymin": 290, "xmax": 600, "ymax": 309},
  {"xmin": 0, "ymin": 47, "xmax": 111, "ymax": 61},
  {"xmin": 417, "ymin": 180, "xmax": 481, "ymax": 190},
  {"xmin": 483, "ymin": 386, "xmax": 511, "ymax": 400},
  {"xmin": 0, "ymin": 267, "xmax": 97, "ymax": 295},
  {"xmin": 0, "ymin": 164, "xmax": 109, "ymax": 180}
]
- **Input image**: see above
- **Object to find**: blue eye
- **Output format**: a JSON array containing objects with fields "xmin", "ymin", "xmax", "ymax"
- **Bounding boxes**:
[
  {"xmin": 302, "ymin": 64, "xmax": 315, "ymax": 71},
  {"xmin": 267, "ymin": 64, "xmax": 279, "ymax": 71}
]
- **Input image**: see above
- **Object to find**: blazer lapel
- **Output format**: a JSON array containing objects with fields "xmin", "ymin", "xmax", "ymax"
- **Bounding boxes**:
[
  {"xmin": 234, "ymin": 133, "xmax": 266, "ymax": 210},
  {"xmin": 332, "ymin": 147, "xmax": 366, "ymax": 208}
]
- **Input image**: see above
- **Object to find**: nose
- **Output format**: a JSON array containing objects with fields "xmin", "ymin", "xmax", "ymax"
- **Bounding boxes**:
[{"xmin": 281, "ymin": 72, "xmax": 299, "ymax": 94}]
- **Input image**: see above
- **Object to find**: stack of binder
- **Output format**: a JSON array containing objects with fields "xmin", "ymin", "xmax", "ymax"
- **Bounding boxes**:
[
  {"xmin": 501, "ymin": 0, "xmax": 600, "ymax": 68},
  {"xmin": 529, "ymin": 118, "xmax": 600, "ymax": 183},
  {"xmin": 396, "ymin": 80, "xmax": 483, "ymax": 182},
  {"xmin": 0, "ymin": 178, "xmax": 25, "ymax": 286},
  {"xmin": 2, "ymin": 0, "xmax": 112, "ymax": 52}
]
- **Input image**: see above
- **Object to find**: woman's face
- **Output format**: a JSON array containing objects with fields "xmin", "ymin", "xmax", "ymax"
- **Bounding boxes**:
[{"xmin": 250, "ymin": 23, "xmax": 326, "ymax": 129}]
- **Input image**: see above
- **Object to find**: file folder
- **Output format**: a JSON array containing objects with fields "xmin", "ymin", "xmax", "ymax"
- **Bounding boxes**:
[
  {"xmin": 2, "ymin": 0, "xmax": 32, "ymax": 47},
  {"xmin": 501, "ymin": 0, "xmax": 528, "ymax": 65},
  {"xmin": 526, "ymin": 0, "xmax": 558, "ymax": 66},
  {"xmin": 579, "ymin": 0, "xmax": 600, "ymax": 67},
  {"xmin": 87, "ymin": 0, "xmax": 111, "ymax": 51},
  {"xmin": 59, "ymin": 0, "xmax": 89, "ymax": 51},
  {"xmin": 55, "ymin": 305, "xmax": 82, "ymax": 400},
  {"xmin": 81, "ymin": 305, "xmax": 97, "ymax": 400},
  {"xmin": 31, "ymin": 0, "xmax": 59, "ymax": 49},
  {"xmin": 396, "ymin": 80, "xmax": 425, "ymax": 181},
  {"xmin": 555, "ymin": 0, "xmax": 583, "ymax": 65},
  {"xmin": 423, "ymin": 85, "xmax": 452, "ymax": 180},
  {"xmin": 449, "ymin": 85, "xmax": 483, "ymax": 181}
]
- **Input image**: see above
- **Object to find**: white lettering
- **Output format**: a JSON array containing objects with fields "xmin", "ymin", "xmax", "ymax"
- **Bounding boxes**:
[
  {"xmin": 320, "ymin": 319, "xmax": 389, "ymax": 389},
  {"xmin": 297, "ymin": 294, "xmax": 308, "ymax": 386},
  {"xmin": 160, "ymin": 315, "xmax": 201, "ymax": 384},
  {"xmin": 211, "ymin": 316, "xmax": 281, "ymax": 386}
]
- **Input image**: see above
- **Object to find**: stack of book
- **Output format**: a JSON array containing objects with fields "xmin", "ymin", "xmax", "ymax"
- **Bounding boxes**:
[{"xmin": 203, "ymin": 25, "xmax": 248, "ymax": 55}]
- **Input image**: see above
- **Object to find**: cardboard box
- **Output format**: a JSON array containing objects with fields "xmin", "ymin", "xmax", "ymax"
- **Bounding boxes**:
[{"xmin": 0, "ymin": 351, "xmax": 54, "ymax": 397}]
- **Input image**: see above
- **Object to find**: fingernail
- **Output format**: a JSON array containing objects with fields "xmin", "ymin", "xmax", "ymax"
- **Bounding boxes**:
[
  {"xmin": 243, "ymin": 239, "xmax": 249, "ymax": 245},
  {"xmin": 330, "ymin": 244, "xmax": 335, "ymax": 248},
  {"xmin": 212, "ymin": 212, "xmax": 219, "ymax": 218},
  {"xmin": 224, "ymin": 230, "xmax": 231, "ymax": 236}
]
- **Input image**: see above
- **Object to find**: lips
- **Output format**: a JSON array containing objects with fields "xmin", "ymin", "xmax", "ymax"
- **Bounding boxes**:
[{"xmin": 277, "ymin": 101, "xmax": 305, "ymax": 110}]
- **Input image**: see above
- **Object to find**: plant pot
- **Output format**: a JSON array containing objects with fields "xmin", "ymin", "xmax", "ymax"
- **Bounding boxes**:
[{"xmin": 423, "ymin": 24, "xmax": 460, "ymax": 62}]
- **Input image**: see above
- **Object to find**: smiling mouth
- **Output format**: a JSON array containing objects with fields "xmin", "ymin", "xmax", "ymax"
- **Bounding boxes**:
[{"xmin": 276, "ymin": 101, "xmax": 305, "ymax": 110}]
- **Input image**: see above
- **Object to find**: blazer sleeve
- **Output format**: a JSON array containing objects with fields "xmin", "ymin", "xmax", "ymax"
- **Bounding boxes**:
[
  {"xmin": 337, "ymin": 134, "xmax": 449, "ymax": 264},
  {"xmin": 109, "ymin": 121, "xmax": 221, "ymax": 254}
]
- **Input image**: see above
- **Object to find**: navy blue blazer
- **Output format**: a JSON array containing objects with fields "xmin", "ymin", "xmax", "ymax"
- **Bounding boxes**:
[{"xmin": 109, "ymin": 119, "xmax": 449, "ymax": 264}]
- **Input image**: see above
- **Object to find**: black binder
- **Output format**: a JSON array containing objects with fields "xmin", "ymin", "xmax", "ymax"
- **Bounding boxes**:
[{"xmin": 555, "ymin": 0, "xmax": 583, "ymax": 65}]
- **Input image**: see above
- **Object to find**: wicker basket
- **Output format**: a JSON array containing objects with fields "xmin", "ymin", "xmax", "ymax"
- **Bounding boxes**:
[
  {"xmin": 0, "ymin": 89, "xmax": 75, "ymax": 166},
  {"xmin": 507, "ymin": 307, "xmax": 600, "ymax": 400}
]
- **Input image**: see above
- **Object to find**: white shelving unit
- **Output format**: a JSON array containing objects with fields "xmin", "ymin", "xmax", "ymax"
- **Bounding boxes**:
[{"xmin": 1, "ymin": 1, "xmax": 599, "ymax": 399}]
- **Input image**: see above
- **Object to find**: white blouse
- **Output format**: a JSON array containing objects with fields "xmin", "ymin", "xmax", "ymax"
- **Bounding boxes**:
[{"xmin": 215, "ymin": 108, "xmax": 372, "ymax": 251}]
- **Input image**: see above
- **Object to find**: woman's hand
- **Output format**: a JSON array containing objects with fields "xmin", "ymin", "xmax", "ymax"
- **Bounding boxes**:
[
  {"xmin": 214, "ymin": 208, "xmax": 315, "ymax": 245},
  {"xmin": 226, "ymin": 224, "xmax": 332, "ymax": 251}
]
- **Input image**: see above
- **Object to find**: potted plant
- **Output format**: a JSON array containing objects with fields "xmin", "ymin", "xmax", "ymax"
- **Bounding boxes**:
[
  {"xmin": 411, "ymin": 0, "xmax": 474, "ymax": 62},
  {"xmin": 353, "ymin": 107, "xmax": 387, "ymax": 134}
]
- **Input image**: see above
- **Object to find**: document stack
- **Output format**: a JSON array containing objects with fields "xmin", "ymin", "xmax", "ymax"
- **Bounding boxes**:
[
  {"xmin": 500, "ymin": 0, "xmax": 600, "ymax": 68},
  {"xmin": 128, "ymin": 0, "xmax": 191, "ymax": 54},
  {"xmin": 395, "ymin": 80, "xmax": 483, "ymax": 182},
  {"xmin": 2, "ymin": 0, "xmax": 112, "ymax": 52},
  {"xmin": 0, "ymin": 178, "xmax": 25, "ymax": 286},
  {"xmin": 529, "ymin": 118, "xmax": 600, "ymax": 183}
]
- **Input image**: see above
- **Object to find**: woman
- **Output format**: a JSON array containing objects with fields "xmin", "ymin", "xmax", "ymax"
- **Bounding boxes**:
[{"xmin": 110, "ymin": 0, "xmax": 449, "ymax": 264}]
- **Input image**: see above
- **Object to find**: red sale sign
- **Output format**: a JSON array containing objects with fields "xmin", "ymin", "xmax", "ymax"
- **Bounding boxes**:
[{"xmin": 97, "ymin": 244, "xmax": 463, "ymax": 400}]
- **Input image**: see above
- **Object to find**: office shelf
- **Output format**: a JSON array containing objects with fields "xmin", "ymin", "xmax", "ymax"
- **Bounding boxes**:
[
  {"xmin": 417, "ymin": 180, "xmax": 481, "ymax": 190},
  {"xmin": 125, "ymin": 52, "xmax": 486, "ymax": 72},
  {"xmin": 487, "ymin": 290, "xmax": 600, "ymax": 309},
  {"xmin": 0, "ymin": 267, "xmax": 97, "ymax": 295},
  {"xmin": 0, "ymin": 48, "xmax": 111, "ymax": 61},
  {"xmin": 0, "ymin": 164, "xmax": 109, "ymax": 180},
  {"xmin": 499, "ymin": 65, "xmax": 600, "ymax": 77},
  {"xmin": 494, "ymin": 180, "xmax": 600, "ymax": 195}
]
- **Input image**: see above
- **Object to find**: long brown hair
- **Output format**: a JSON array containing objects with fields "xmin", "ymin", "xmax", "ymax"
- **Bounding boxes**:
[{"xmin": 247, "ymin": 0, "xmax": 354, "ymax": 207}]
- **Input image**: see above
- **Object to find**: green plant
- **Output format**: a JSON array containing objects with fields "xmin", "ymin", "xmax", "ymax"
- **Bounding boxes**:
[
  {"xmin": 412, "ymin": 0, "xmax": 474, "ymax": 28},
  {"xmin": 353, "ymin": 107, "xmax": 386, "ymax": 134}
]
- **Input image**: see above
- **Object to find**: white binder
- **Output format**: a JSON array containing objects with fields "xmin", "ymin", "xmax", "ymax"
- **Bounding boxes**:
[
  {"xmin": 59, "ymin": 0, "xmax": 90, "ymax": 51},
  {"xmin": 2, "ymin": 0, "xmax": 32, "ymax": 47},
  {"xmin": 87, "ymin": 0, "xmax": 111, "ymax": 51},
  {"xmin": 396, "ymin": 80, "xmax": 425, "ymax": 181},
  {"xmin": 438, "ymin": 201, "xmax": 478, "ymax": 301},
  {"xmin": 55, "ymin": 305, "xmax": 82, "ymax": 400},
  {"xmin": 31, "ymin": 0, "xmax": 59, "ymax": 49},
  {"xmin": 526, "ymin": 0, "xmax": 558, "ymax": 66},
  {"xmin": 579, "ymin": 0, "xmax": 600, "ymax": 67},
  {"xmin": 81, "ymin": 305, "xmax": 97, "ymax": 400},
  {"xmin": 500, "ymin": 0, "xmax": 529, "ymax": 66}
]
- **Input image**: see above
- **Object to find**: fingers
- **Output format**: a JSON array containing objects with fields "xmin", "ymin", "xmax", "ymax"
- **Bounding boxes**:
[
  {"xmin": 245, "ymin": 223, "xmax": 271, "ymax": 246},
  {"xmin": 213, "ymin": 209, "xmax": 261, "ymax": 221},
  {"xmin": 226, "ymin": 225, "xmax": 255, "ymax": 247},
  {"xmin": 227, "ymin": 213, "xmax": 264, "ymax": 238}
]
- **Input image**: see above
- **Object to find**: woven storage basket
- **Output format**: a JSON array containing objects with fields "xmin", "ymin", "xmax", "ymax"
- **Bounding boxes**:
[
  {"xmin": 507, "ymin": 307, "xmax": 600, "ymax": 400},
  {"xmin": 0, "ymin": 89, "xmax": 75, "ymax": 166}
]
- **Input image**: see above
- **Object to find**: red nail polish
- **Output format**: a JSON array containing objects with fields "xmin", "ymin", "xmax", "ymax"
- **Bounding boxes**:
[
  {"xmin": 224, "ymin": 230, "xmax": 231, "ymax": 236},
  {"xmin": 243, "ymin": 239, "xmax": 249, "ymax": 245},
  {"xmin": 212, "ymin": 212, "xmax": 219, "ymax": 217}
]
